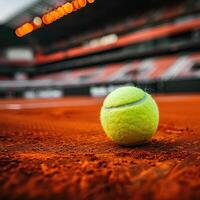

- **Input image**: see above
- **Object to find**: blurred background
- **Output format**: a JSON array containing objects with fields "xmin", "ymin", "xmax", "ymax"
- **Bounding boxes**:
[{"xmin": 0, "ymin": 0, "xmax": 200, "ymax": 99}]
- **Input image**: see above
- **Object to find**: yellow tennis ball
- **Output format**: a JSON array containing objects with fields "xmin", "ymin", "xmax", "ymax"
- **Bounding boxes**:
[{"xmin": 100, "ymin": 86, "xmax": 159, "ymax": 146}]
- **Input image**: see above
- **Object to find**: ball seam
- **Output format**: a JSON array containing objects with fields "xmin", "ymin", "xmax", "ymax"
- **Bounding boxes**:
[{"xmin": 103, "ymin": 94, "xmax": 148, "ymax": 110}]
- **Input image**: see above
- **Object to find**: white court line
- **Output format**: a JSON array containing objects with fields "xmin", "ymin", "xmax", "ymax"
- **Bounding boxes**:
[
  {"xmin": 0, "ymin": 100, "xmax": 102, "ymax": 110},
  {"xmin": 0, "ymin": 96, "xmax": 197, "ymax": 110}
]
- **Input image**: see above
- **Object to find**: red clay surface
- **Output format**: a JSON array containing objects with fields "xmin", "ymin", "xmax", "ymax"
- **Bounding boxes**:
[{"xmin": 0, "ymin": 94, "xmax": 200, "ymax": 200}]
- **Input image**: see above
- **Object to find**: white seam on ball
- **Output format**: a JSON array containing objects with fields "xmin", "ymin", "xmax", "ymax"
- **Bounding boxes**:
[{"xmin": 104, "ymin": 94, "xmax": 148, "ymax": 110}]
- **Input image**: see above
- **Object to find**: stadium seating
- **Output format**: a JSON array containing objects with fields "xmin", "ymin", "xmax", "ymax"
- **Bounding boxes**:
[{"xmin": 33, "ymin": 53, "xmax": 200, "ymax": 85}]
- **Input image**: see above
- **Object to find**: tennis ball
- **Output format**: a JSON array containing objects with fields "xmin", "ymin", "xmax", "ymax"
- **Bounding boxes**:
[{"xmin": 100, "ymin": 86, "xmax": 159, "ymax": 146}]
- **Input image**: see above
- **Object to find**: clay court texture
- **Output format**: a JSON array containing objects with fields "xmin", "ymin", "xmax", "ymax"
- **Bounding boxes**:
[{"xmin": 0, "ymin": 94, "xmax": 200, "ymax": 200}]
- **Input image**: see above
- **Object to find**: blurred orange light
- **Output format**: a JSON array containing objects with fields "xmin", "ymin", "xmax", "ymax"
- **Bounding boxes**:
[
  {"xmin": 47, "ymin": 12, "xmax": 55, "ymax": 23},
  {"xmin": 15, "ymin": 28, "xmax": 23, "ymax": 37},
  {"xmin": 62, "ymin": 2, "xmax": 73, "ymax": 14},
  {"xmin": 42, "ymin": 14, "xmax": 52, "ymax": 24},
  {"xmin": 51, "ymin": 10, "xmax": 60, "ymax": 20},
  {"xmin": 47, "ymin": 13, "xmax": 55, "ymax": 23},
  {"xmin": 78, "ymin": 0, "xmax": 87, "ymax": 7},
  {"xmin": 57, "ymin": 7, "xmax": 65, "ymax": 17},
  {"xmin": 22, "ymin": 23, "xmax": 33, "ymax": 33},
  {"xmin": 87, "ymin": 0, "xmax": 95, "ymax": 3},
  {"xmin": 72, "ymin": 0, "xmax": 80, "ymax": 11},
  {"xmin": 15, "ymin": 22, "xmax": 33, "ymax": 37}
]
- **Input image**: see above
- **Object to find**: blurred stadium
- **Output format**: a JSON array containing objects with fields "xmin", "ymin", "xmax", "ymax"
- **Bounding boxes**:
[
  {"xmin": 0, "ymin": 1, "xmax": 200, "ymax": 200},
  {"xmin": 0, "ymin": 0, "xmax": 200, "ymax": 98}
]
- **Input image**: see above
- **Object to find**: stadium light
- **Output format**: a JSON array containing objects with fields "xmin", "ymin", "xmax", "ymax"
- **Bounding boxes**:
[{"xmin": 15, "ymin": 0, "xmax": 96, "ymax": 37}]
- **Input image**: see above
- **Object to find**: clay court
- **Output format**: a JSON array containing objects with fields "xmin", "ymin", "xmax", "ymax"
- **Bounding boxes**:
[{"xmin": 0, "ymin": 94, "xmax": 200, "ymax": 200}]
